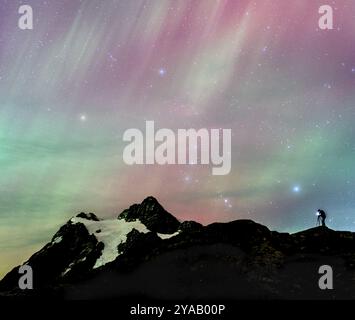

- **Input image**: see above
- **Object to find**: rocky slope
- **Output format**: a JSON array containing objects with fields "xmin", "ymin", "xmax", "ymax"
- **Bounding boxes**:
[{"xmin": 1, "ymin": 196, "xmax": 355, "ymax": 299}]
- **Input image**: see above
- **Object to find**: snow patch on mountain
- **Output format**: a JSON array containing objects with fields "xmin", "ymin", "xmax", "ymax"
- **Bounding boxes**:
[
  {"xmin": 53, "ymin": 236, "xmax": 63, "ymax": 244},
  {"xmin": 71, "ymin": 217, "xmax": 150, "ymax": 269},
  {"xmin": 62, "ymin": 257, "xmax": 87, "ymax": 276},
  {"xmin": 157, "ymin": 231, "xmax": 180, "ymax": 239}
]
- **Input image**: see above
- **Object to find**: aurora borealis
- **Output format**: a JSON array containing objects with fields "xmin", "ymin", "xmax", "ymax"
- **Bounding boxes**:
[{"xmin": 0, "ymin": 0, "xmax": 355, "ymax": 278}]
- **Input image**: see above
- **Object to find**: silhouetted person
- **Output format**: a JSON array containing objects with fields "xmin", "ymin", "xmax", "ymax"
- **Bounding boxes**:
[{"xmin": 317, "ymin": 209, "xmax": 327, "ymax": 227}]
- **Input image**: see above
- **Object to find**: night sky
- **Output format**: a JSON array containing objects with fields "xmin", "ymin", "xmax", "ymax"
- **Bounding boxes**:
[{"xmin": 1, "ymin": 0, "xmax": 355, "ymax": 278}]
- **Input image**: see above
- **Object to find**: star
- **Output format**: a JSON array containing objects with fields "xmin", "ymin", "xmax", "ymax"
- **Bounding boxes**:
[
  {"xmin": 292, "ymin": 185, "xmax": 301, "ymax": 193},
  {"xmin": 158, "ymin": 68, "xmax": 166, "ymax": 76},
  {"xmin": 223, "ymin": 198, "xmax": 232, "ymax": 208},
  {"xmin": 80, "ymin": 114, "xmax": 87, "ymax": 122},
  {"xmin": 108, "ymin": 53, "xmax": 117, "ymax": 62}
]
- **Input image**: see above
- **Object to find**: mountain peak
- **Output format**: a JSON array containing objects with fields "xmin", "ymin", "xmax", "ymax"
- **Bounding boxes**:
[
  {"xmin": 142, "ymin": 196, "xmax": 160, "ymax": 204},
  {"xmin": 118, "ymin": 196, "xmax": 180, "ymax": 233},
  {"xmin": 76, "ymin": 212, "xmax": 100, "ymax": 221}
]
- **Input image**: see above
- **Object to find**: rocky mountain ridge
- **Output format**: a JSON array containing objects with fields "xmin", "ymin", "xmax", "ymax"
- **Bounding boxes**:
[{"xmin": 1, "ymin": 196, "xmax": 355, "ymax": 299}]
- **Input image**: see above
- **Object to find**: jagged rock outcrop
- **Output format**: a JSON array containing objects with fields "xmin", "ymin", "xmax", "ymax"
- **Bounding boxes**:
[{"xmin": 118, "ymin": 196, "xmax": 180, "ymax": 233}]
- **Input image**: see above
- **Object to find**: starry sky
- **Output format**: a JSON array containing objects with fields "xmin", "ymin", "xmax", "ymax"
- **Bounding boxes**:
[{"xmin": 1, "ymin": 0, "xmax": 355, "ymax": 278}]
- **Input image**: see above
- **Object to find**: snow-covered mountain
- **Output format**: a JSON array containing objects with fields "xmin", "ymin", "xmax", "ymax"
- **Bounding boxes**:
[
  {"xmin": 0, "ymin": 197, "xmax": 183, "ymax": 288},
  {"xmin": 68, "ymin": 210, "xmax": 179, "ymax": 270}
]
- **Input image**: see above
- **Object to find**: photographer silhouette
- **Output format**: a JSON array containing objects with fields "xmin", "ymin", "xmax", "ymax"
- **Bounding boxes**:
[{"xmin": 317, "ymin": 209, "xmax": 327, "ymax": 227}]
